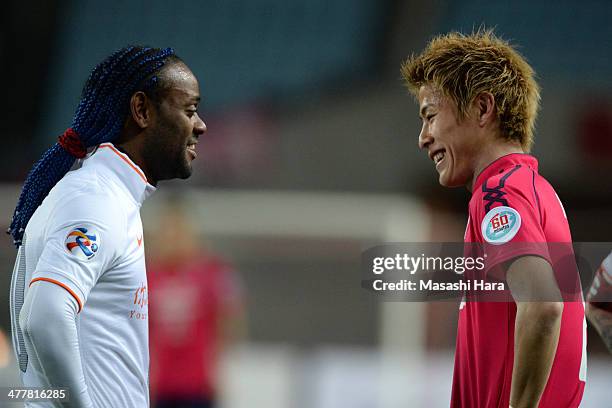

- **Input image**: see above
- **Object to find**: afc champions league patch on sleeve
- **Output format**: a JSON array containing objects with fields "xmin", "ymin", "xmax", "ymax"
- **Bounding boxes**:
[
  {"xmin": 64, "ymin": 226, "xmax": 100, "ymax": 260},
  {"xmin": 480, "ymin": 206, "xmax": 521, "ymax": 245}
]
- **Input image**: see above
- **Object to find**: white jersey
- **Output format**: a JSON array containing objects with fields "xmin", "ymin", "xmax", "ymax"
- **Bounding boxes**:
[{"xmin": 10, "ymin": 143, "xmax": 156, "ymax": 407}]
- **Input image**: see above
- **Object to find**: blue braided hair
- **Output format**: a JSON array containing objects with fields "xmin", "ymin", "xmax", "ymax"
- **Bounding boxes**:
[{"xmin": 8, "ymin": 46, "xmax": 180, "ymax": 246}]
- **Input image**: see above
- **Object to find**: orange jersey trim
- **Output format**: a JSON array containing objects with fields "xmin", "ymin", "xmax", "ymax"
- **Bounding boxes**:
[
  {"xmin": 98, "ymin": 143, "xmax": 148, "ymax": 183},
  {"xmin": 30, "ymin": 277, "xmax": 83, "ymax": 313}
]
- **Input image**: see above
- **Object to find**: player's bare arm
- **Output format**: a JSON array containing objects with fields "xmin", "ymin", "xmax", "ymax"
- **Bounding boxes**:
[{"xmin": 506, "ymin": 256, "xmax": 563, "ymax": 408}]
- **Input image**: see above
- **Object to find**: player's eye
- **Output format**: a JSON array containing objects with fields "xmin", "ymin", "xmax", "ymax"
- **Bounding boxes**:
[{"xmin": 426, "ymin": 113, "xmax": 436, "ymax": 121}]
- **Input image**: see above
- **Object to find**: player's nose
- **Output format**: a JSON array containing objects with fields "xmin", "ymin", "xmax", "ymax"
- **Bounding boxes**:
[
  {"xmin": 418, "ymin": 125, "xmax": 433, "ymax": 150},
  {"xmin": 194, "ymin": 114, "xmax": 207, "ymax": 136}
]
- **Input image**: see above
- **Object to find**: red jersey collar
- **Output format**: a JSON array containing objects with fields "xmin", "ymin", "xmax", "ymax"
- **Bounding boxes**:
[{"xmin": 472, "ymin": 153, "xmax": 538, "ymax": 191}]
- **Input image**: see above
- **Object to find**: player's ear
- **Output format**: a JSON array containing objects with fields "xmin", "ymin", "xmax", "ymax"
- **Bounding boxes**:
[
  {"xmin": 129, "ymin": 91, "xmax": 153, "ymax": 129},
  {"xmin": 473, "ymin": 92, "xmax": 496, "ymax": 127}
]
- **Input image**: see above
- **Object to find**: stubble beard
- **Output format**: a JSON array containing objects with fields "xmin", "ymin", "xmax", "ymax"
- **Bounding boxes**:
[{"xmin": 145, "ymin": 121, "xmax": 192, "ymax": 182}]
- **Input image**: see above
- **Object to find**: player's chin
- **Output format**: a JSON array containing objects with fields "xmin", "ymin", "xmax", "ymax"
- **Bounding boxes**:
[
  {"xmin": 438, "ymin": 169, "xmax": 451, "ymax": 187},
  {"xmin": 180, "ymin": 165, "xmax": 193, "ymax": 179},
  {"xmin": 176, "ymin": 160, "xmax": 193, "ymax": 180},
  {"xmin": 438, "ymin": 171, "xmax": 462, "ymax": 188}
]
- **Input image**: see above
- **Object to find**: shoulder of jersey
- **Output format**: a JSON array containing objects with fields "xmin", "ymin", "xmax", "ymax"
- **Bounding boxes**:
[
  {"xmin": 56, "ymin": 165, "xmax": 104, "ymax": 193},
  {"xmin": 477, "ymin": 166, "xmax": 532, "ymax": 245},
  {"xmin": 482, "ymin": 165, "xmax": 533, "ymax": 193},
  {"xmin": 48, "ymin": 175, "xmax": 127, "ymax": 228}
]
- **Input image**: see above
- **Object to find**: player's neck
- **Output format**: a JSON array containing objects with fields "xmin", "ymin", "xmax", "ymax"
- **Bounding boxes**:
[
  {"xmin": 114, "ymin": 140, "xmax": 157, "ymax": 186},
  {"xmin": 467, "ymin": 142, "xmax": 524, "ymax": 192}
]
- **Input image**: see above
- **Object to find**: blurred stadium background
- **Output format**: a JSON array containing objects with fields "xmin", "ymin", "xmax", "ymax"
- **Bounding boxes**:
[{"xmin": 1, "ymin": 0, "xmax": 611, "ymax": 406}]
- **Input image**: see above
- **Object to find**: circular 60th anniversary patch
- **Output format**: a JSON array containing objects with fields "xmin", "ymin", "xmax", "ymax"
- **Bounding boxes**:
[{"xmin": 481, "ymin": 206, "xmax": 521, "ymax": 245}]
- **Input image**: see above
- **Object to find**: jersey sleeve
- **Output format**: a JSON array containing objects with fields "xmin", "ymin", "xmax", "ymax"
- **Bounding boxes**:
[
  {"xmin": 31, "ymin": 193, "xmax": 127, "ymax": 311},
  {"xmin": 478, "ymin": 179, "xmax": 551, "ymax": 271},
  {"xmin": 19, "ymin": 281, "xmax": 94, "ymax": 406}
]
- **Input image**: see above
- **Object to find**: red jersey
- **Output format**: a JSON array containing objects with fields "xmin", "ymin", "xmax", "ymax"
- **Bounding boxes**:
[
  {"xmin": 452, "ymin": 154, "xmax": 586, "ymax": 408},
  {"xmin": 149, "ymin": 256, "xmax": 242, "ymax": 400}
]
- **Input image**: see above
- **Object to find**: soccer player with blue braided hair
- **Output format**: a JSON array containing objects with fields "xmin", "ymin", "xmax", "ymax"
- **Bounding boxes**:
[{"xmin": 8, "ymin": 46, "xmax": 206, "ymax": 407}]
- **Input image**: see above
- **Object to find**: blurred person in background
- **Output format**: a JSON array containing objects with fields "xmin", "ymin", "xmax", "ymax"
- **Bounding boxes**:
[
  {"xmin": 402, "ymin": 30, "xmax": 585, "ymax": 408},
  {"xmin": 148, "ymin": 202, "xmax": 246, "ymax": 408},
  {"xmin": 8, "ymin": 46, "xmax": 206, "ymax": 407},
  {"xmin": 586, "ymin": 252, "xmax": 612, "ymax": 353}
]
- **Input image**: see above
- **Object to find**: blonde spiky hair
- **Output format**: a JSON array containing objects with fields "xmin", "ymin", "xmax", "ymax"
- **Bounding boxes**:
[{"xmin": 401, "ymin": 29, "xmax": 540, "ymax": 152}]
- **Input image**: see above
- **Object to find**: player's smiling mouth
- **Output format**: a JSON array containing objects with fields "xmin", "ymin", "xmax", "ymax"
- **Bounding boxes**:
[
  {"xmin": 430, "ymin": 149, "xmax": 446, "ymax": 169},
  {"xmin": 187, "ymin": 143, "xmax": 197, "ymax": 159}
]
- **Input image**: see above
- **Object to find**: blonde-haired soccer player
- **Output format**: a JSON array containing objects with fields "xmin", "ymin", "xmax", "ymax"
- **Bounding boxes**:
[{"xmin": 402, "ymin": 30, "xmax": 585, "ymax": 408}]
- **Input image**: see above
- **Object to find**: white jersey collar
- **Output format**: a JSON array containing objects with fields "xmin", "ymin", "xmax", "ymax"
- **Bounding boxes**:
[{"xmin": 84, "ymin": 143, "xmax": 156, "ymax": 205}]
